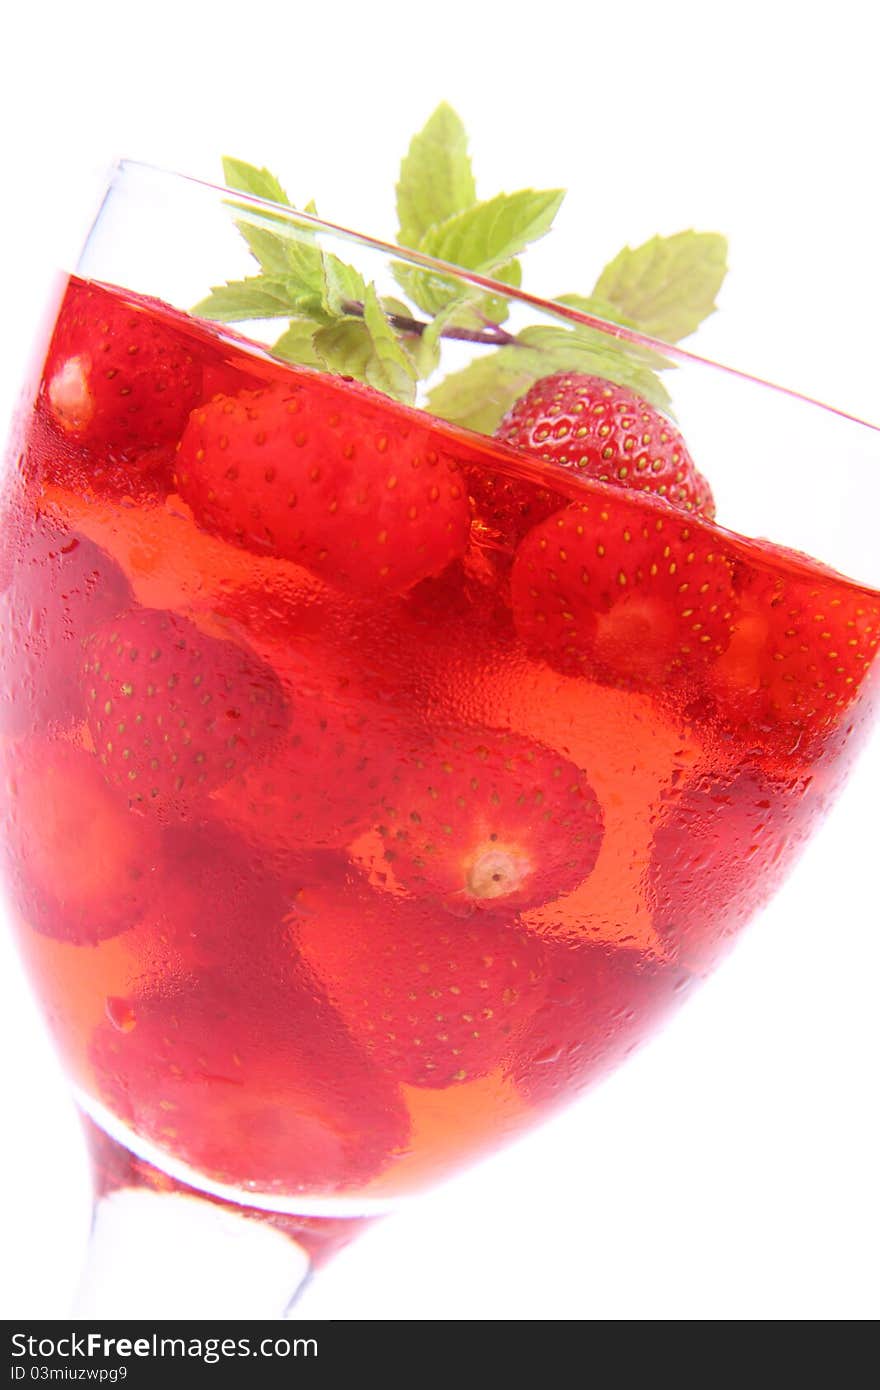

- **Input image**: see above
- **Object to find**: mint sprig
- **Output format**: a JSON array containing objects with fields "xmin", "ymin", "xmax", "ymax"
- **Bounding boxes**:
[{"xmin": 193, "ymin": 106, "xmax": 728, "ymax": 420}]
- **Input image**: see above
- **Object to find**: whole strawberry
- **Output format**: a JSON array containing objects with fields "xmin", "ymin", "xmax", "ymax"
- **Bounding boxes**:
[
  {"xmin": 215, "ymin": 739, "xmax": 382, "ymax": 856},
  {"xmin": 511, "ymin": 939, "xmax": 690, "ymax": 1107},
  {"xmin": 477, "ymin": 373, "xmax": 714, "ymax": 544},
  {"xmin": 80, "ymin": 607, "xmax": 288, "ymax": 819},
  {"xmin": 174, "ymin": 377, "xmax": 471, "ymax": 597},
  {"xmin": 90, "ymin": 968, "xmax": 411, "ymax": 1191},
  {"xmin": 511, "ymin": 496, "xmax": 738, "ymax": 690},
  {"xmin": 709, "ymin": 546, "xmax": 880, "ymax": 757},
  {"xmin": 292, "ymin": 879, "xmax": 548, "ymax": 1087},
  {"xmin": 647, "ymin": 766, "xmax": 828, "ymax": 973},
  {"xmin": 43, "ymin": 279, "xmax": 202, "ymax": 461},
  {"xmin": 133, "ymin": 819, "xmax": 338, "ymax": 975},
  {"xmin": 209, "ymin": 631, "xmax": 405, "ymax": 852},
  {"xmin": 373, "ymin": 727, "xmax": 604, "ymax": 914},
  {"xmin": 0, "ymin": 740, "xmax": 161, "ymax": 944},
  {"xmin": 0, "ymin": 517, "xmax": 131, "ymax": 735}
]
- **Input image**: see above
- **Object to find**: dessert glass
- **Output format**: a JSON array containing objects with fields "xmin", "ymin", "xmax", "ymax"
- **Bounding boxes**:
[{"xmin": 1, "ymin": 161, "xmax": 878, "ymax": 1316}]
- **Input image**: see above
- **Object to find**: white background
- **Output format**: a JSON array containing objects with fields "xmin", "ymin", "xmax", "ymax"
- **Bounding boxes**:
[{"xmin": 0, "ymin": 0, "xmax": 878, "ymax": 1321}]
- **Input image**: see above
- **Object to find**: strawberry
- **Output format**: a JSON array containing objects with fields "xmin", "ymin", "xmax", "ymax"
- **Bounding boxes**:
[
  {"xmin": 499, "ymin": 373, "xmax": 714, "ymax": 515},
  {"xmin": 136, "ymin": 819, "xmax": 341, "ymax": 974},
  {"xmin": 511, "ymin": 939, "xmax": 690, "ymax": 1106},
  {"xmin": 0, "ymin": 517, "xmax": 131, "ymax": 735},
  {"xmin": 80, "ymin": 607, "xmax": 288, "ymax": 819},
  {"xmin": 708, "ymin": 545, "xmax": 880, "ymax": 757},
  {"xmin": 373, "ymin": 727, "xmax": 604, "ymax": 914},
  {"xmin": 214, "ymin": 737, "xmax": 383, "ymax": 855},
  {"xmin": 42, "ymin": 278, "xmax": 202, "ymax": 464},
  {"xmin": 207, "ymin": 629, "xmax": 407, "ymax": 852},
  {"xmin": 174, "ymin": 376, "xmax": 471, "ymax": 597},
  {"xmin": 292, "ymin": 879, "xmax": 548, "ymax": 1086},
  {"xmin": 474, "ymin": 372, "xmax": 714, "ymax": 545},
  {"xmin": 0, "ymin": 740, "xmax": 161, "ymax": 944},
  {"xmin": 647, "ymin": 765, "xmax": 829, "ymax": 973},
  {"xmin": 510, "ymin": 496, "xmax": 738, "ymax": 690},
  {"xmin": 90, "ymin": 968, "xmax": 410, "ymax": 1192}
]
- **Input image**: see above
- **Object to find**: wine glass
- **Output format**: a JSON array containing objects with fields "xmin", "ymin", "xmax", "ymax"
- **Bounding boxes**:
[{"xmin": 1, "ymin": 161, "xmax": 877, "ymax": 1319}]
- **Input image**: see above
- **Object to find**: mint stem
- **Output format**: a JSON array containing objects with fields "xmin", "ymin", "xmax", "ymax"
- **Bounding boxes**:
[{"xmin": 340, "ymin": 299, "xmax": 517, "ymax": 348}]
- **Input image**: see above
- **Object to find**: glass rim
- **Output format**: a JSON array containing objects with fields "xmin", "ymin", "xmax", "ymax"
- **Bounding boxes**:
[{"xmin": 113, "ymin": 158, "xmax": 880, "ymax": 436}]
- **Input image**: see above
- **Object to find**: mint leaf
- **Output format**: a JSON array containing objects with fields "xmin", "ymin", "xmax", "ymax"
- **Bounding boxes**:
[
  {"xmin": 221, "ymin": 159, "xmax": 341, "ymax": 310},
  {"xmin": 421, "ymin": 188, "xmax": 564, "ymax": 271},
  {"xmin": 390, "ymin": 262, "xmax": 451, "ymax": 318},
  {"xmin": 222, "ymin": 158, "xmax": 291, "ymax": 206},
  {"xmin": 481, "ymin": 257, "xmax": 521, "ymax": 325},
  {"xmin": 228, "ymin": 219, "xmax": 294, "ymax": 276},
  {"xmin": 405, "ymin": 334, "xmax": 442, "ymax": 381},
  {"xmin": 397, "ymin": 103, "xmax": 477, "ymax": 248},
  {"xmin": 554, "ymin": 293, "xmax": 638, "ymax": 328},
  {"xmin": 362, "ymin": 284, "xmax": 418, "ymax": 403},
  {"xmin": 312, "ymin": 289, "xmax": 417, "ymax": 404},
  {"xmin": 312, "ymin": 320, "xmax": 375, "ymax": 380},
  {"xmin": 553, "ymin": 294, "xmax": 676, "ymax": 373},
  {"xmin": 278, "ymin": 199, "xmax": 328, "ymax": 302},
  {"xmin": 426, "ymin": 353, "xmax": 531, "ymax": 435},
  {"xmin": 380, "ymin": 296, "xmax": 416, "ymax": 320},
  {"xmin": 191, "ymin": 277, "xmax": 297, "ymax": 322},
  {"xmin": 321, "ymin": 256, "xmax": 368, "ymax": 316},
  {"xmin": 213, "ymin": 161, "xmax": 372, "ymax": 331},
  {"xmin": 592, "ymin": 231, "xmax": 728, "ymax": 343},
  {"xmin": 272, "ymin": 320, "xmax": 324, "ymax": 369},
  {"xmin": 221, "ymin": 159, "xmax": 297, "ymax": 274},
  {"xmin": 395, "ymin": 188, "xmax": 563, "ymax": 317},
  {"xmin": 394, "ymin": 109, "xmax": 556, "ymax": 324},
  {"xmin": 379, "ymin": 296, "xmax": 442, "ymax": 376},
  {"xmin": 421, "ymin": 299, "xmax": 485, "ymax": 353}
]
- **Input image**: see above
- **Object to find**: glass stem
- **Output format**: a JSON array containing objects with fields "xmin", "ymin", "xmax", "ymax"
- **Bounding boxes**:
[
  {"xmin": 75, "ymin": 1185, "xmax": 313, "ymax": 1319},
  {"xmin": 73, "ymin": 1116, "xmax": 370, "ymax": 1319}
]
